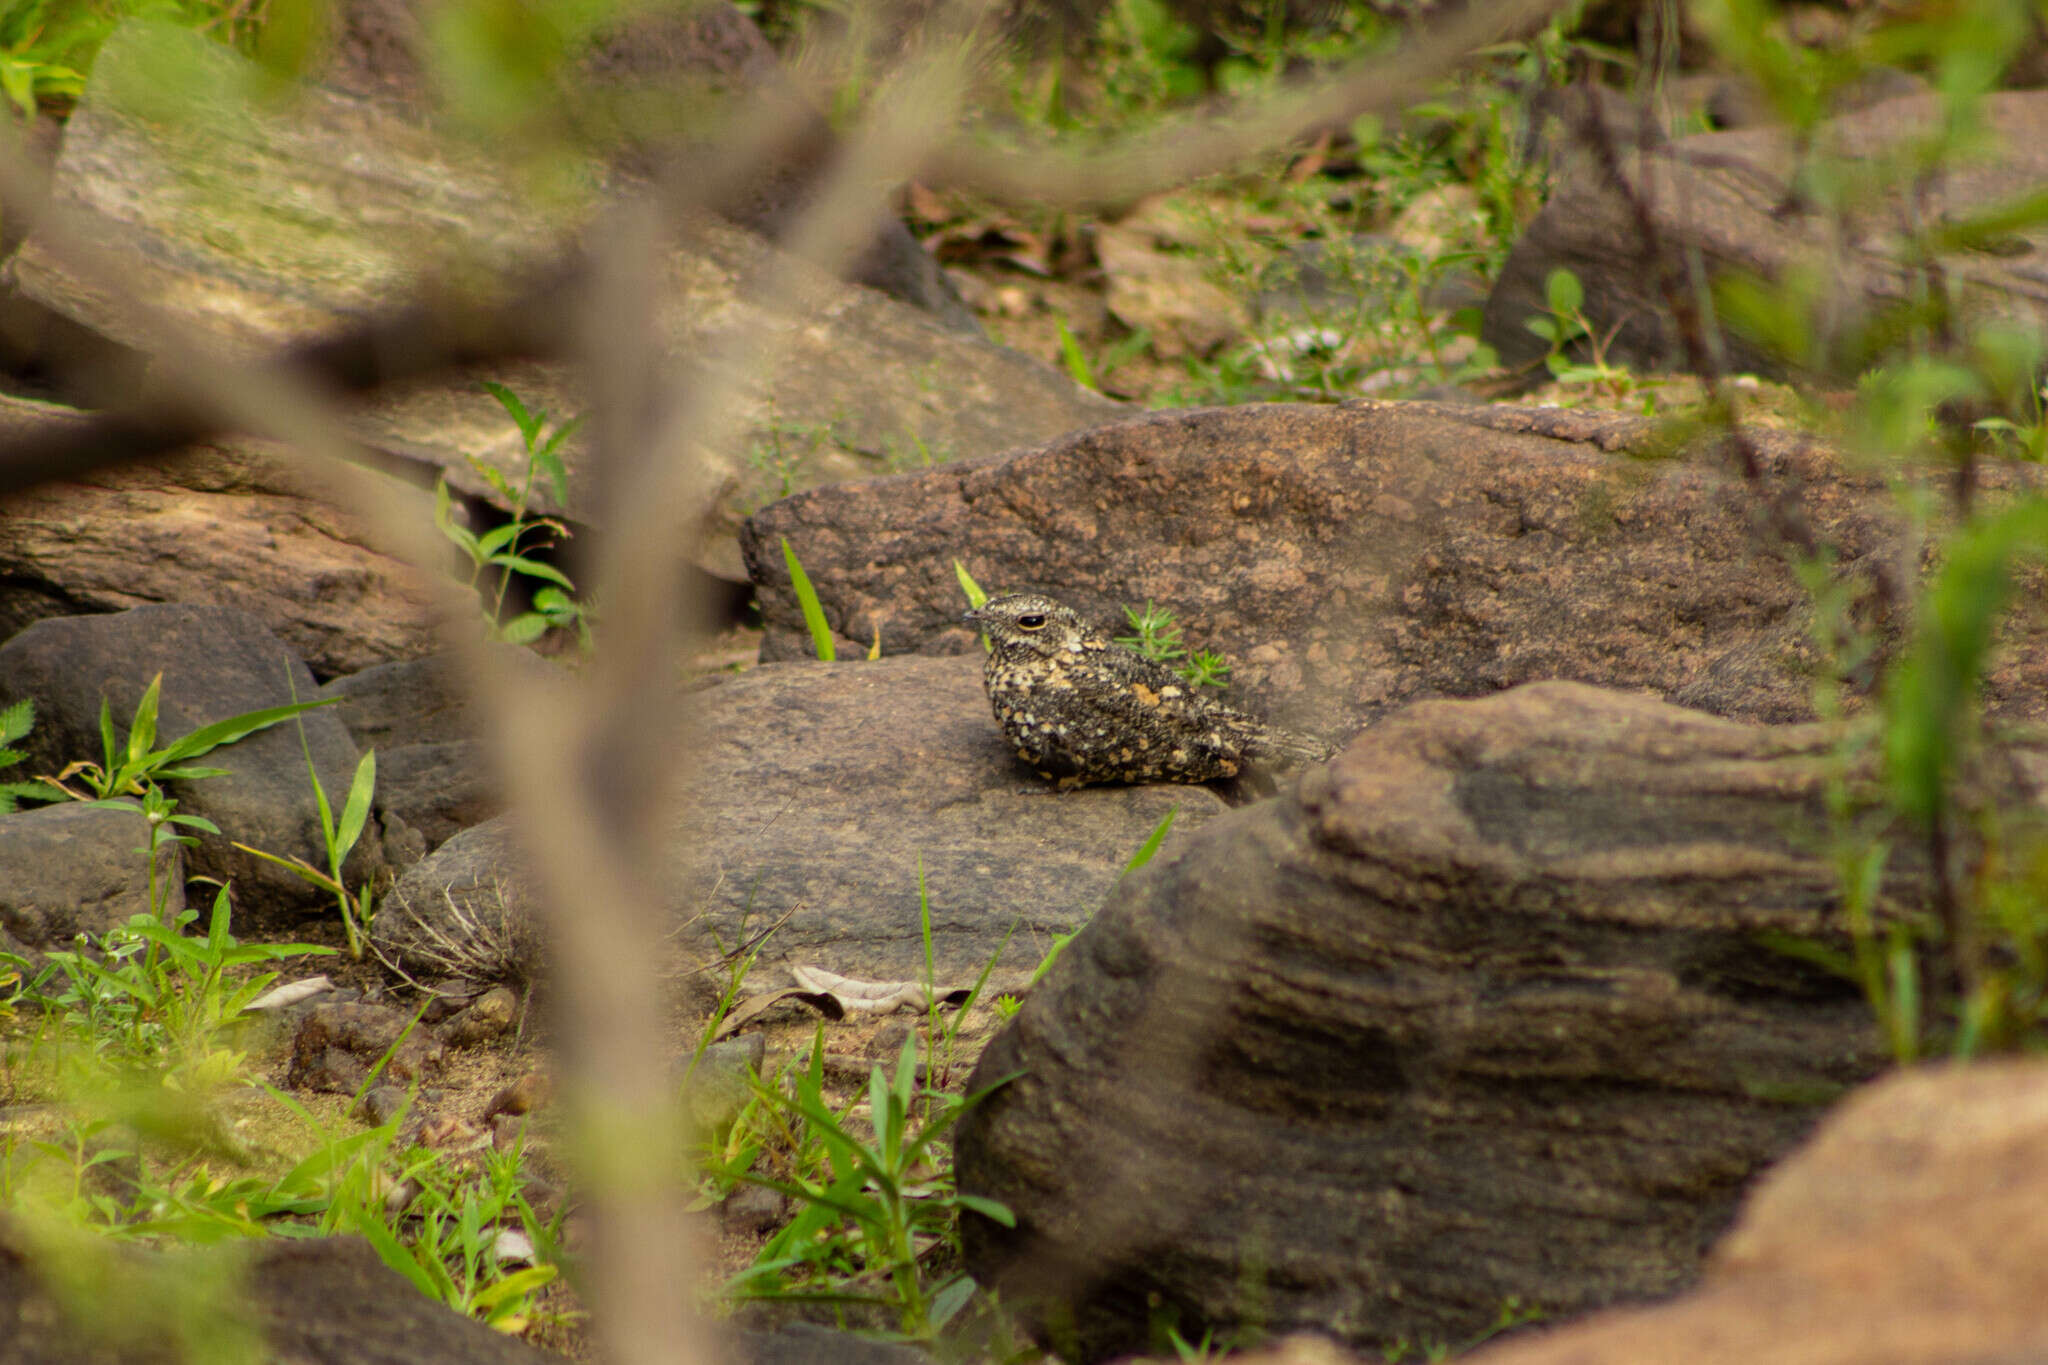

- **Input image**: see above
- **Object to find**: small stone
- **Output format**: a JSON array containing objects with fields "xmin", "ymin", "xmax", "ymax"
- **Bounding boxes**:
[
  {"xmin": 357, "ymin": 1084, "xmax": 409, "ymax": 1127},
  {"xmin": 287, "ymin": 1001, "xmax": 444, "ymax": 1095},
  {"xmin": 870, "ymin": 1020, "xmax": 913, "ymax": 1059},
  {"xmin": 420, "ymin": 980, "xmax": 486, "ymax": 1024},
  {"xmin": 418, "ymin": 1115, "xmax": 483, "ymax": 1149},
  {"xmin": 682, "ymin": 1034, "xmax": 765, "ymax": 1134},
  {"xmin": 484, "ymin": 1070, "xmax": 552, "ymax": 1121},
  {"xmin": 444, "ymin": 985, "xmax": 519, "ymax": 1048},
  {"xmin": 721, "ymin": 1183, "xmax": 790, "ymax": 1238},
  {"xmin": 491, "ymin": 1112, "xmax": 533, "ymax": 1150}
]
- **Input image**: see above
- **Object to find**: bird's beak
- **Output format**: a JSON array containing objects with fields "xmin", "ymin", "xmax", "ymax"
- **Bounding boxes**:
[{"xmin": 961, "ymin": 607, "xmax": 984, "ymax": 626}]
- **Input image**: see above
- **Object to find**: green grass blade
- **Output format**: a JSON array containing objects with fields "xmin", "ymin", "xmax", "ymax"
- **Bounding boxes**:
[
  {"xmin": 1055, "ymin": 317, "xmax": 1095, "ymax": 391},
  {"xmin": 952, "ymin": 559, "xmax": 988, "ymax": 609},
  {"xmin": 97, "ymin": 693, "xmax": 118, "ymax": 778},
  {"xmin": 1121, "ymin": 806, "xmax": 1178, "ymax": 878},
  {"xmin": 782, "ymin": 537, "xmax": 836, "ymax": 662}
]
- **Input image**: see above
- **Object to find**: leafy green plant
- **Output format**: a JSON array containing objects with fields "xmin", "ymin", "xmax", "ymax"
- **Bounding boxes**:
[
  {"xmin": 720, "ymin": 1027, "xmax": 1017, "ymax": 1339},
  {"xmin": 233, "ymin": 681, "xmax": 378, "ymax": 959},
  {"xmin": 352, "ymin": 1137, "xmax": 564, "ymax": 1334},
  {"xmin": 37, "ymin": 886, "xmax": 331, "ymax": 1087},
  {"xmin": 45, "ymin": 674, "xmax": 332, "ymax": 805},
  {"xmin": 1657, "ymin": 0, "xmax": 2048, "ymax": 1060},
  {"xmin": 0, "ymin": 696, "xmax": 48, "ymax": 813},
  {"xmin": 1116, "ymin": 600, "xmax": 1231, "ymax": 689},
  {"xmin": 0, "ymin": 0, "xmax": 269, "ymax": 119},
  {"xmin": 435, "ymin": 382, "xmax": 589, "ymax": 648},
  {"xmin": 782, "ymin": 537, "xmax": 836, "ymax": 662},
  {"xmin": 1522, "ymin": 267, "xmax": 1633, "ymax": 396}
]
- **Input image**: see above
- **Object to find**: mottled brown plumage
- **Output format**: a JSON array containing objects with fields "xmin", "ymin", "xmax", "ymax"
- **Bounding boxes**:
[{"xmin": 963, "ymin": 592, "xmax": 1335, "ymax": 789}]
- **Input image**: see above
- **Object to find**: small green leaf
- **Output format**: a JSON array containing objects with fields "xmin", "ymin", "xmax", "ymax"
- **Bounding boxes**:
[
  {"xmin": 496, "ymin": 614, "xmax": 548, "ymax": 645},
  {"xmin": 126, "ymin": 675, "xmax": 163, "ymax": 770},
  {"xmin": 485, "ymin": 553, "xmax": 574, "ymax": 590},
  {"xmin": 533, "ymin": 447, "xmax": 571, "ymax": 506},
  {"xmin": 482, "ymin": 380, "xmax": 541, "ymax": 447},
  {"xmin": 538, "ymin": 413, "xmax": 584, "ymax": 460},
  {"xmin": 333, "ymin": 749, "xmax": 376, "ymax": 871},
  {"xmin": 477, "ymin": 523, "xmax": 522, "ymax": 557},
  {"xmin": 1121, "ymin": 806, "xmax": 1177, "ymax": 878},
  {"xmin": 953, "ymin": 1194, "xmax": 1015, "ymax": 1227},
  {"xmin": 1545, "ymin": 267, "xmax": 1583, "ymax": 317},
  {"xmin": 0, "ymin": 697, "xmax": 31, "ymax": 747}
]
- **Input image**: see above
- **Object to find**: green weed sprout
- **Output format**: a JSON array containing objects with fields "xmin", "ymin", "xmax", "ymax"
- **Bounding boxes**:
[
  {"xmin": 435, "ymin": 382, "xmax": 589, "ymax": 648},
  {"xmin": 229, "ymin": 667, "xmax": 378, "ymax": 958},
  {"xmin": 46, "ymin": 674, "xmax": 333, "ymax": 804},
  {"xmin": 40, "ymin": 885, "xmax": 331, "ymax": 1087},
  {"xmin": 723, "ymin": 1027, "xmax": 1017, "ymax": 1339},
  {"xmin": 1116, "ymin": 601, "xmax": 1230, "ymax": 689},
  {"xmin": 360, "ymin": 1139, "xmax": 563, "ymax": 1333},
  {"xmin": 781, "ymin": 537, "xmax": 836, "ymax": 661}
]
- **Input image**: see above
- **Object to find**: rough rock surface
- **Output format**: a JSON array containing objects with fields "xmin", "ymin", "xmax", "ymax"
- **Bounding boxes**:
[
  {"xmin": 0, "ymin": 1215, "xmax": 935, "ymax": 1364},
  {"xmin": 0, "ymin": 801, "xmax": 183, "ymax": 956},
  {"xmin": 9, "ymin": 24, "xmax": 1117, "ymax": 577},
  {"xmin": 320, "ymin": 653, "xmax": 539, "ymax": 848},
  {"xmin": 1467, "ymin": 1060, "xmax": 2048, "ymax": 1365},
  {"xmin": 317, "ymin": 0, "xmax": 976, "ymax": 334},
  {"xmin": 954, "ymin": 683, "xmax": 2048, "ymax": 1361},
  {"xmin": 374, "ymin": 655, "xmax": 1224, "ymax": 989},
  {"xmin": 1483, "ymin": 91, "xmax": 2048, "ymax": 379},
  {"xmin": 288, "ymin": 1001, "xmax": 446, "ymax": 1094},
  {"xmin": 0, "ymin": 605, "xmax": 389, "ymax": 925},
  {"xmin": 743, "ymin": 400, "xmax": 2048, "ymax": 732},
  {"xmin": 319, "ymin": 655, "xmax": 482, "ymax": 750},
  {"xmin": 0, "ymin": 399, "xmax": 437, "ymax": 680},
  {"xmin": 0, "ymin": 1226, "xmax": 558, "ymax": 1365}
]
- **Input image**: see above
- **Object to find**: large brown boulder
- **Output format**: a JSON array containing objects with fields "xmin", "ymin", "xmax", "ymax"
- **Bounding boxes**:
[
  {"xmin": 954, "ymin": 682, "xmax": 2048, "ymax": 1361},
  {"xmin": 315, "ymin": 0, "xmax": 977, "ymax": 332},
  {"xmin": 1483, "ymin": 90, "xmax": 2048, "ymax": 380},
  {"xmin": 0, "ymin": 396, "xmax": 436, "ymax": 679},
  {"xmin": 743, "ymin": 400, "xmax": 2048, "ymax": 734},
  {"xmin": 5, "ymin": 23, "xmax": 1117, "ymax": 578},
  {"xmin": 1466, "ymin": 1060, "xmax": 2048, "ymax": 1365}
]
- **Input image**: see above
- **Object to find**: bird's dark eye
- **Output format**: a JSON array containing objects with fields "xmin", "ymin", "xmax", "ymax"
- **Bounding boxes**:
[{"xmin": 1016, "ymin": 613, "xmax": 1048, "ymax": 630}]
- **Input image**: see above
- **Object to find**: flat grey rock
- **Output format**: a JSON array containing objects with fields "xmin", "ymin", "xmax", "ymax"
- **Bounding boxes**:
[
  {"xmin": 0, "ymin": 801, "xmax": 183, "ymax": 956},
  {"xmin": 375, "ymin": 656, "xmax": 1228, "ymax": 989}
]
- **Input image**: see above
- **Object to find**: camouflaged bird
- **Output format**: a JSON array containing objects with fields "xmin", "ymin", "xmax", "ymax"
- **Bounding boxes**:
[{"xmin": 963, "ymin": 592, "xmax": 1336, "ymax": 789}]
